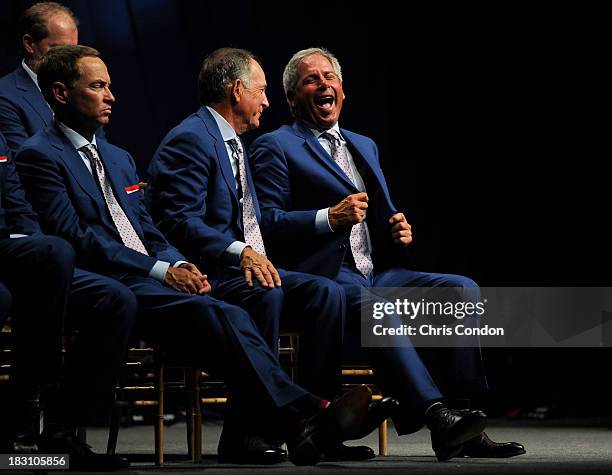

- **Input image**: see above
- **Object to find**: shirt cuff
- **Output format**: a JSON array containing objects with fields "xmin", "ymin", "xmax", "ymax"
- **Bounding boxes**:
[
  {"xmin": 315, "ymin": 208, "xmax": 334, "ymax": 234},
  {"xmin": 9, "ymin": 234, "xmax": 28, "ymax": 239},
  {"xmin": 149, "ymin": 260, "xmax": 171, "ymax": 282},
  {"xmin": 225, "ymin": 241, "xmax": 249, "ymax": 266}
]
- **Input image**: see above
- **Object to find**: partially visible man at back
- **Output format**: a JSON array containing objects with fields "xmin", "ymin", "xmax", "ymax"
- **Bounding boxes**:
[{"xmin": 0, "ymin": 2, "xmax": 78, "ymax": 151}]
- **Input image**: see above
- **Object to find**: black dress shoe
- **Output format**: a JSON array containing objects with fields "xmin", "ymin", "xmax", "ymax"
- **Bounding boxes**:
[
  {"xmin": 323, "ymin": 442, "xmax": 375, "ymax": 461},
  {"xmin": 12, "ymin": 399, "xmax": 41, "ymax": 453},
  {"xmin": 218, "ymin": 431, "xmax": 287, "ymax": 465},
  {"xmin": 289, "ymin": 385, "xmax": 371, "ymax": 466},
  {"xmin": 12, "ymin": 433, "xmax": 39, "ymax": 453},
  {"xmin": 426, "ymin": 405, "xmax": 487, "ymax": 462},
  {"xmin": 459, "ymin": 432, "xmax": 526, "ymax": 458},
  {"xmin": 349, "ymin": 397, "xmax": 399, "ymax": 440},
  {"xmin": 39, "ymin": 430, "xmax": 129, "ymax": 471}
]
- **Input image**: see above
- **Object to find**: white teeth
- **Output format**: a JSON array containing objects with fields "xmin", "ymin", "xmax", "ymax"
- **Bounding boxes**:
[{"xmin": 316, "ymin": 96, "xmax": 333, "ymax": 107}]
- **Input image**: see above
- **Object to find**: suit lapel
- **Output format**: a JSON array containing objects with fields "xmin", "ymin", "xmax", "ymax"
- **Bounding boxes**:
[
  {"xmin": 15, "ymin": 66, "xmax": 53, "ymax": 126},
  {"xmin": 293, "ymin": 121, "xmax": 358, "ymax": 192},
  {"xmin": 341, "ymin": 129, "xmax": 396, "ymax": 214},
  {"xmin": 197, "ymin": 108, "xmax": 240, "ymax": 205},
  {"xmin": 50, "ymin": 126, "xmax": 105, "ymax": 208}
]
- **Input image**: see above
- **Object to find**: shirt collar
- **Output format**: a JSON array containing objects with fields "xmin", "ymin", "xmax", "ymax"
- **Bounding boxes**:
[
  {"xmin": 58, "ymin": 122, "xmax": 97, "ymax": 151},
  {"xmin": 309, "ymin": 122, "xmax": 343, "ymax": 142},
  {"xmin": 21, "ymin": 59, "xmax": 40, "ymax": 91},
  {"xmin": 206, "ymin": 106, "xmax": 239, "ymax": 143}
]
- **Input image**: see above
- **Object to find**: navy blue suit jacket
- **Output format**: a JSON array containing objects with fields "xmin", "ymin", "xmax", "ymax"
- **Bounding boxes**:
[
  {"xmin": 147, "ymin": 106, "xmax": 263, "ymax": 270},
  {"xmin": 0, "ymin": 132, "xmax": 40, "ymax": 238},
  {"xmin": 0, "ymin": 65, "xmax": 104, "ymax": 152},
  {"xmin": 0, "ymin": 65, "xmax": 53, "ymax": 153},
  {"xmin": 250, "ymin": 121, "xmax": 410, "ymax": 278},
  {"xmin": 15, "ymin": 124, "xmax": 184, "ymax": 279}
]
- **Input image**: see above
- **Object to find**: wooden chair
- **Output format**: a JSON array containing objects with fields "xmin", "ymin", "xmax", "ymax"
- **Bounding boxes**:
[
  {"xmin": 0, "ymin": 323, "xmax": 13, "ymax": 384},
  {"xmin": 109, "ymin": 333, "xmax": 390, "ymax": 464},
  {"xmin": 341, "ymin": 366, "xmax": 388, "ymax": 455},
  {"xmin": 107, "ymin": 345, "xmax": 203, "ymax": 465}
]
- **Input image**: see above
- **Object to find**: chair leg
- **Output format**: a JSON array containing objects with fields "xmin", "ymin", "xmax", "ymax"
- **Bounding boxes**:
[
  {"xmin": 185, "ymin": 368, "xmax": 194, "ymax": 460},
  {"xmin": 192, "ymin": 369, "xmax": 202, "ymax": 463},
  {"xmin": 106, "ymin": 405, "xmax": 120, "ymax": 455},
  {"xmin": 154, "ymin": 366, "xmax": 164, "ymax": 466},
  {"xmin": 378, "ymin": 419, "xmax": 388, "ymax": 456}
]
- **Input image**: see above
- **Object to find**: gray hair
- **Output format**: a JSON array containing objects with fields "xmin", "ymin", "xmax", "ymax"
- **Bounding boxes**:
[
  {"xmin": 282, "ymin": 47, "xmax": 343, "ymax": 109},
  {"xmin": 198, "ymin": 47, "xmax": 259, "ymax": 105}
]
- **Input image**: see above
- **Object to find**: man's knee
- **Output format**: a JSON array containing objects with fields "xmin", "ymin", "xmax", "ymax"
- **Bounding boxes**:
[
  {"xmin": 304, "ymin": 274, "xmax": 345, "ymax": 303},
  {"xmin": 98, "ymin": 280, "xmax": 138, "ymax": 331},
  {"xmin": 179, "ymin": 296, "xmax": 259, "ymax": 349},
  {"xmin": 442, "ymin": 274, "xmax": 480, "ymax": 302},
  {"xmin": 439, "ymin": 274, "xmax": 479, "ymax": 290},
  {"xmin": 319, "ymin": 276, "xmax": 344, "ymax": 301},
  {"xmin": 36, "ymin": 236, "xmax": 76, "ymax": 276},
  {"xmin": 455, "ymin": 275, "xmax": 479, "ymax": 289},
  {"xmin": 255, "ymin": 286, "xmax": 284, "ymax": 308}
]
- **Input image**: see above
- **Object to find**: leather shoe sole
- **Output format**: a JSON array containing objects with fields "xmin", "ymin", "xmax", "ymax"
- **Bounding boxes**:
[
  {"xmin": 460, "ymin": 432, "xmax": 526, "ymax": 458},
  {"xmin": 323, "ymin": 443, "xmax": 375, "ymax": 461},
  {"xmin": 218, "ymin": 432, "xmax": 287, "ymax": 465},
  {"xmin": 218, "ymin": 448, "xmax": 287, "ymax": 465}
]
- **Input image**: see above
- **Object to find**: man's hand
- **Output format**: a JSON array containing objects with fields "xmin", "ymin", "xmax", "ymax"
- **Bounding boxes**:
[
  {"xmin": 164, "ymin": 264, "xmax": 211, "ymax": 294},
  {"xmin": 329, "ymin": 192, "xmax": 369, "ymax": 230},
  {"xmin": 240, "ymin": 246, "xmax": 282, "ymax": 288},
  {"xmin": 178, "ymin": 262, "xmax": 212, "ymax": 293},
  {"xmin": 179, "ymin": 262, "xmax": 203, "ymax": 277},
  {"xmin": 389, "ymin": 212, "xmax": 412, "ymax": 247}
]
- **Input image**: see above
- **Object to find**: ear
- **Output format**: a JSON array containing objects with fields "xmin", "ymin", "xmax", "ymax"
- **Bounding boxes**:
[
  {"xmin": 51, "ymin": 81, "xmax": 69, "ymax": 106},
  {"xmin": 229, "ymin": 78, "xmax": 243, "ymax": 105},
  {"xmin": 286, "ymin": 90, "xmax": 295, "ymax": 109},
  {"xmin": 22, "ymin": 34, "xmax": 35, "ymax": 55}
]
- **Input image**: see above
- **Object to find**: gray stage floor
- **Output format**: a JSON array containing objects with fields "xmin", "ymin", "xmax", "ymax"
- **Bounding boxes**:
[{"xmin": 80, "ymin": 418, "xmax": 612, "ymax": 474}]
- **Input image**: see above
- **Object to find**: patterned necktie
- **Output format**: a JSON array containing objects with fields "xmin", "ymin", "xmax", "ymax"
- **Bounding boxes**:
[
  {"xmin": 227, "ymin": 138, "xmax": 267, "ymax": 257},
  {"xmin": 323, "ymin": 129, "xmax": 373, "ymax": 276},
  {"xmin": 80, "ymin": 144, "xmax": 148, "ymax": 255}
]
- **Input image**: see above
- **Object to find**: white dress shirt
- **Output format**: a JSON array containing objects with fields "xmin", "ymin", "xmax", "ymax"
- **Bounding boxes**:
[{"xmin": 21, "ymin": 60, "xmax": 40, "ymax": 90}]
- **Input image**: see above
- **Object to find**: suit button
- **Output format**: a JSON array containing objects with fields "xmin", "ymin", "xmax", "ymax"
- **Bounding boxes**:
[{"xmin": 340, "ymin": 244, "xmax": 347, "ymax": 249}]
